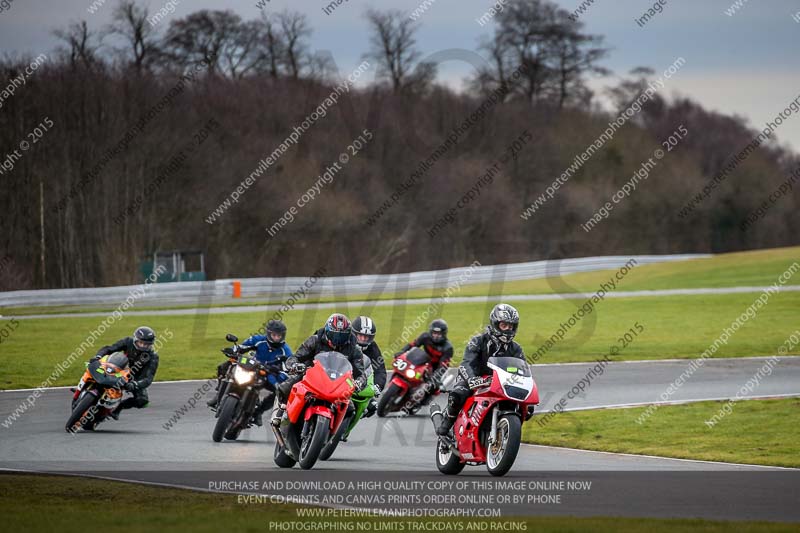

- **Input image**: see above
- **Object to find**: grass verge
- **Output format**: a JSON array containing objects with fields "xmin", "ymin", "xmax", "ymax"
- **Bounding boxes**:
[
  {"xmin": 524, "ymin": 398, "xmax": 800, "ymax": 468},
  {"xmin": 2, "ymin": 291, "xmax": 799, "ymax": 389},
  {"xmin": 3, "ymin": 246, "xmax": 798, "ymax": 316}
]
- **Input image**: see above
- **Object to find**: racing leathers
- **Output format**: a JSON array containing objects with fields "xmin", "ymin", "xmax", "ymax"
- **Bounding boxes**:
[
  {"xmin": 273, "ymin": 328, "xmax": 366, "ymax": 425},
  {"xmin": 395, "ymin": 332, "xmax": 453, "ymax": 402},
  {"xmin": 436, "ymin": 330, "xmax": 526, "ymax": 435},
  {"xmin": 361, "ymin": 341, "xmax": 387, "ymax": 417},
  {"xmin": 94, "ymin": 337, "xmax": 159, "ymax": 413},
  {"xmin": 208, "ymin": 334, "xmax": 291, "ymax": 422}
]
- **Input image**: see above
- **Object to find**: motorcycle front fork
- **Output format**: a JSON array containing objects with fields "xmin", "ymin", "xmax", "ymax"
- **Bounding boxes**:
[{"xmin": 487, "ymin": 407, "xmax": 499, "ymax": 446}]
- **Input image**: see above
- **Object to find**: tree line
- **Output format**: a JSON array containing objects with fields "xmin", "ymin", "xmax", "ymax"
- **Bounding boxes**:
[{"xmin": 0, "ymin": 0, "xmax": 796, "ymax": 290}]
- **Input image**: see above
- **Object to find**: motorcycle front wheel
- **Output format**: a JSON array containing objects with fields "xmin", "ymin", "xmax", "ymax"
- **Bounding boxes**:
[
  {"xmin": 486, "ymin": 415, "xmax": 522, "ymax": 477},
  {"xmin": 319, "ymin": 413, "xmax": 352, "ymax": 461},
  {"xmin": 65, "ymin": 392, "xmax": 98, "ymax": 433},
  {"xmin": 298, "ymin": 414, "xmax": 330, "ymax": 470},
  {"xmin": 376, "ymin": 382, "xmax": 403, "ymax": 417},
  {"xmin": 212, "ymin": 396, "xmax": 239, "ymax": 442}
]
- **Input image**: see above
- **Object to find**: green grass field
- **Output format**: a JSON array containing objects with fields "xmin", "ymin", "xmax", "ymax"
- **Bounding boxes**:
[
  {"xmin": 1, "ymin": 474, "xmax": 796, "ymax": 533},
  {"xmin": 2, "ymin": 290, "xmax": 798, "ymax": 389},
  {"xmin": 524, "ymin": 398, "xmax": 800, "ymax": 468},
  {"xmin": 2, "ymin": 245, "xmax": 799, "ymax": 389},
  {"xmin": 455, "ymin": 245, "xmax": 800, "ymax": 297},
  {"xmin": 4, "ymin": 246, "xmax": 798, "ymax": 316}
]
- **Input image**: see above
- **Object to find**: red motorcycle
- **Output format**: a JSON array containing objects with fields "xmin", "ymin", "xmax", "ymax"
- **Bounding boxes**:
[
  {"xmin": 430, "ymin": 356, "xmax": 539, "ymax": 477},
  {"xmin": 377, "ymin": 347, "xmax": 433, "ymax": 416},
  {"xmin": 272, "ymin": 352, "xmax": 356, "ymax": 470}
]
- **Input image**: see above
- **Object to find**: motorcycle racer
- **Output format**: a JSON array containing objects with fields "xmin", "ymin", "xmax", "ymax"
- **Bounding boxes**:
[
  {"xmin": 436, "ymin": 304, "xmax": 526, "ymax": 436},
  {"xmin": 394, "ymin": 319, "xmax": 453, "ymax": 406},
  {"xmin": 93, "ymin": 326, "xmax": 159, "ymax": 420},
  {"xmin": 207, "ymin": 319, "xmax": 291, "ymax": 427},
  {"xmin": 271, "ymin": 313, "xmax": 366, "ymax": 427},
  {"xmin": 352, "ymin": 315, "xmax": 387, "ymax": 418}
]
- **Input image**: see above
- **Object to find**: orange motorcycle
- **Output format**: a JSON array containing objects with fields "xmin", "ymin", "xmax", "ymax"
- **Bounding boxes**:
[{"xmin": 65, "ymin": 352, "xmax": 131, "ymax": 432}]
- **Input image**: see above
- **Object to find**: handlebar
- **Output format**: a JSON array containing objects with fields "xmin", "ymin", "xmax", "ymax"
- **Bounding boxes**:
[{"xmin": 221, "ymin": 344, "xmax": 258, "ymax": 357}]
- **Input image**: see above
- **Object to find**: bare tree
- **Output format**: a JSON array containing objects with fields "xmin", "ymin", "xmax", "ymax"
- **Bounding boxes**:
[
  {"xmin": 547, "ymin": 12, "xmax": 608, "ymax": 108},
  {"xmin": 162, "ymin": 10, "xmax": 243, "ymax": 76},
  {"xmin": 277, "ymin": 10, "xmax": 311, "ymax": 79},
  {"xmin": 53, "ymin": 20, "xmax": 102, "ymax": 70},
  {"xmin": 224, "ymin": 19, "xmax": 264, "ymax": 79},
  {"xmin": 608, "ymin": 67, "xmax": 657, "ymax": 111},
  {"xmin": 106, "ymin": 0, "xmax": 159, "ymax": 73},
  {"xmin": 475, "ymin": 0, "xmax": 606, "ymax": 107},
  {"xmin": 364, "ymin": 9, "xmax": 433, "ymax": 93},
  {"xmin": 256, "ymin": 11, "xmax": 285, "ymax": 78}
]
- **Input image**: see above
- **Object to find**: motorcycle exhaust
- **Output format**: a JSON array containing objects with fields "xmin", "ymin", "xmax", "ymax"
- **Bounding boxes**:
[
  {"xmin": 488, "ymin": 407, "xmax": 499, "ymax": 446},
  {"xmin": 270, "ymin": 424, "xmax": 286, "ymax": 449}
]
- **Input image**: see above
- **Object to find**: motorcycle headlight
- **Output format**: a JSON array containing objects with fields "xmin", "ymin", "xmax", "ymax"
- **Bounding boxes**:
[
  {"xmin": 405, "ymin": 369, "xmax": 416, "ymax": 379},
  {"xmin": 233, "ymin": 366, "xmax": 255, "ymax": 385}
]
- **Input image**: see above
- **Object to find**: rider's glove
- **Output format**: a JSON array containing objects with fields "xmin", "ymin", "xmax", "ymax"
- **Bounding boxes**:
[
  {"xmin": 124, "ymin": 380, "xmax": 138, "ymax": 392},
  {"xmin": 289, "ymin": 362, "xmax": 306, "ymax": 375},
  {"xmin": 353, "ymin": 376, "xmax": 367, "ymax": 392},
  {"xmin": 468, "ymin": 376, "xmax": 491, "ymax": 390},
  {"xmin": 372, "ymin": 383, "xmax": 382, "ymax": 398},
  {"xmin": 364, "ymin": 398, "xmax": 378, "ymax": 418}
]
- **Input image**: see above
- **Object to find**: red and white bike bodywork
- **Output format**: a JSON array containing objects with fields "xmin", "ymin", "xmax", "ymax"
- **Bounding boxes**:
[{"xmin": 433, "ymin": 356, "xmax": 539, "ymax": 477}]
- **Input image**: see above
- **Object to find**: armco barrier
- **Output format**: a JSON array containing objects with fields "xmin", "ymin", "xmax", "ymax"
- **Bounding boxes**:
[{"xmin": 0, "ymin": 254, "xmax": 709, "ymax": 308}]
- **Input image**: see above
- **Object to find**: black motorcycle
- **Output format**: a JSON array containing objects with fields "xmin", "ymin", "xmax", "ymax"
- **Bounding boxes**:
[{"xmin": 211, "ymin": 333, "xmax": 284, "ymax": 442}]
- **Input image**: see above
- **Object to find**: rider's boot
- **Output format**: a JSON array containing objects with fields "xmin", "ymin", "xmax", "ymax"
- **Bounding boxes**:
[
  {"xmin": 270, "ymin": 399, "xmax": 286, "ymax": 428},
  {"xmin": 436, "ymin": 405, "xmax": 458, "ymax": 436},
  {"xmin": 252, "ymin": 395, "xmax": 272, "ymax": 427},
  {"xmin": 207, "ymin": 378, "xmax": 222, "ymax": 408}
]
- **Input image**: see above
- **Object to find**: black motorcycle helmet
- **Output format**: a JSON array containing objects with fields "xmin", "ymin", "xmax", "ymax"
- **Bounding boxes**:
[
  {"xmin": 132, "ymin": 326, "xmax": 156, "ymax": 354},
  {"xmin": 324, "ymin": 313, "xmax": 352, "ymax": 350},
  {"xmin": 488, "ymin": 303, "xmax": 519, "ymax": 344},
  {"xmin": 352, "ymin": 316, "xmax": 376, "ymax": 347},
  {"xmin": 265, "ymin": 319, "xmax": 287, "ymax": 349},
  {"xmin": 429, "ymin": 319, "xmax": 448, "ymax": 346}
]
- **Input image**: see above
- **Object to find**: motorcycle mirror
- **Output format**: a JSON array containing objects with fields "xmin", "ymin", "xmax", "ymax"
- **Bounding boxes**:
[{"xmin": 225, "ymin": 334, "xmax": 238, "ymax": 343}]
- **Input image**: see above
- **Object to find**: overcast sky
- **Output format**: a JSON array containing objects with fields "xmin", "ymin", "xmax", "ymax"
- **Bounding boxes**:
[{"xmin": 2, "ymin": 0, "xmax": 799, "ymax": 151}]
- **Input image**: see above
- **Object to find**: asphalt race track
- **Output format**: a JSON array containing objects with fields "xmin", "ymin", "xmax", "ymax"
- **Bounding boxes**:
[
  {"xmin": 2, "ymin": 357, "xmax": 799, "ymax": 521},
  {"xmin": 2, "ymin": 356, "xmax": 798, "ymax": 471}
]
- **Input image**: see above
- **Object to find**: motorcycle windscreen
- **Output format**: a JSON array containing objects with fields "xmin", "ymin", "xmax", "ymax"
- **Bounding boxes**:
[
  {"xmin": 314, "ymin": 352, "xmax": 353, "ymax": 379},
  {"xmin": 486, "ymin": 356, "xmax": 536, "ymax": 402},
  {"xmin": 404, "ymin": 347, "xmax": 430, "ymax": 366},
  {"xmin": 90, "ymin": 359, "xmax": 126, "ymax": 387},
  {"xmin": 106, "ymin": 351, "xmax": 129, "ymax": 371},
  {"xmin": 486, "ymin": 357, "xmax": 532, "ymax": 377}
]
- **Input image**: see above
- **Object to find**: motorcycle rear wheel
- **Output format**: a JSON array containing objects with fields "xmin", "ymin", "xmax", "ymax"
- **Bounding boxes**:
[
  {"xmin": 274, "ymin": 441, "xmax": 297, "ymax": 468},
  {"xmin": 435, "ymin": 437, "xmax": 465, "ymax": 475}
]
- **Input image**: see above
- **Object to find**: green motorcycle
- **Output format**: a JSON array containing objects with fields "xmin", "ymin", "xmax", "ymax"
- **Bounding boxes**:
[{"xmin": 319, "ymin": 355, "xmax": 376, "ymax": 461}]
